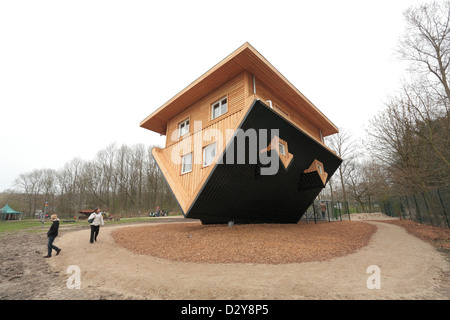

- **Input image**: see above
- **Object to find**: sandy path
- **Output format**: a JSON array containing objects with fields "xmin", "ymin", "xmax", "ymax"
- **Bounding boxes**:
[{"xmin": 46, "ymin": 220, "xmax": 449, "ymax": 300}]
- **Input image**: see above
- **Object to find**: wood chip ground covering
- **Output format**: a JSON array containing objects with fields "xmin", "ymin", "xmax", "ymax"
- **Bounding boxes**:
[{"xmin": 112, "ymin": 221, "xmax": 376, "ymax": 264}]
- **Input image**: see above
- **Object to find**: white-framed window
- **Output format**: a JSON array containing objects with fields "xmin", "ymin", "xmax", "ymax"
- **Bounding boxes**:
[
  {"xmin": 181, "ymin": 153, "xmax": 192, "ymax": 174},
  {"xmin": 211, "ymin": 97, "xmax": 227, "ymax": 120},
  {"xmin": 317, "ymin": 164, "xmax": 323, "ymax": 174},
  {"xmin": 279, "ymin": 142, "xmax": 286, "ymax": 156},
  {"xmin": 203, "ymin": 143, "xmax": 216, "ymax": 167},
  {"xmin": 178, "ymin": 118, "xmax": 190, "ymax": 137}
]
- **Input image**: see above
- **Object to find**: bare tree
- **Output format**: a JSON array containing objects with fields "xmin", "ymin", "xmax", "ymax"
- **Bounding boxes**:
[
  {"xmin": 399, "ymin": 0, "xmax": 450, "ymax": 103},
  {"xmin": 367, "ymin": 0, "xmax": 450, "ymax": 194},
  {"xmin": 398, "ymin": 0, "xmax": 450, "ymax": 170},
  {"xmin": 55, "ymin": 158, "xmax": 85, "ymax": 215},
  {"xmin": 13, "ymin": 170, "xmax": 43, "ymax": 216},
  {"xmin": 325, "ymin": 127, "xmax": 356, "ymax": 202},
  {"xmin": 11, "ymin": 168, "xmax": 58, "ymax": 217},
  {"xmin": 345, "ymin": 161, "xmax": 368, "ymax": 212},
  {"xmin": 6, "ymin": 143, "xmax": 178, "ymax": 218}
]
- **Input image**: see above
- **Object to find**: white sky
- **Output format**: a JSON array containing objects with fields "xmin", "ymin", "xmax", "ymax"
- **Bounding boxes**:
[{"xmin": 0, "ymin": 0, "xmax": 435, "ymax": 191}]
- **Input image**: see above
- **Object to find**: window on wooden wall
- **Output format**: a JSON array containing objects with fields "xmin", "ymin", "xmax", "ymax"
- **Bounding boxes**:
[
  {"xmin": 178, "ymin": 118, "xmax": 190, "ymax": 137},
  {"xmin": 317, "ymin": 163, "xmax": 323, "ymax": 174},
  {"xmin": 203, "ymin": 143, "xmax": 216, "ymax": 167},
  {"xmin": 211, "ymin": 97, "xmax": 227, "ymax": 120},
  {"xmin": 181, "ymin": 153, "xmax": 192, "ymax": 174},
  {"xmin": 278, "ymin": 142, "xmax": 286, "ymax": 156}
]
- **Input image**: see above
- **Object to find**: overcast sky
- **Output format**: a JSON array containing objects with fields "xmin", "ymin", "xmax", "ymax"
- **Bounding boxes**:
[{"xmin": 0, "ymin": 0, "xmax": 435, "ymax": 191}]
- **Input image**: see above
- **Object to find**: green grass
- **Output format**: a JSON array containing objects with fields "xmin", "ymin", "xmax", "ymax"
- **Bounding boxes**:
[
  {"xmin": 0, "ymin": 220, "xmax": 44, "ymax": 233},
  {"xmin": 0, "ymin": 216, "xmax": 182, "ymax": 233}
]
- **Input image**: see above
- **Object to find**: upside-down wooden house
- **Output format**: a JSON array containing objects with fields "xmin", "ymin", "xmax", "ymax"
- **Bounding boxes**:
[{"xmin": 140, "ymin": 43, "xmax": 342, "ymax": 224}]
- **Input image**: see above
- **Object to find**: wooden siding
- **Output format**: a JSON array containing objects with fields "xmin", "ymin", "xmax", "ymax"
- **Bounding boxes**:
[
  {"xmin": 141, "ymin": 43, "xmax": 339, "ymax": 137},
  {"xmin": 149, "ymin": 61, "xmax": 340, "ymax": 214},
  {"xmin": 232, "ymin": 44, "xmax": 338, "ymax": 136},
  {"xmin": 152, "ymin": 72, "xmax": 250, "ymax": 214},
  {"xmin": 141, "ymin": 59, "xmax": 244, "ymax": 135},
  {"xmin": 152, "ymin": 102, "xmax": 252, "ymax": 213},
  {"xmin": 152, "ymin": 70, "xmax": 334, "ymax": 213}
]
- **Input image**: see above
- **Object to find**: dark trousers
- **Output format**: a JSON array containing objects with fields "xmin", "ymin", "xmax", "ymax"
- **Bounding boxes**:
[
  {"xmin": 90, "ymin": 225, "xmax": 100, "ymax": 243},
  {"xmin": 47, "ymin": 236, "xmax": 60, "ymax": 256}
]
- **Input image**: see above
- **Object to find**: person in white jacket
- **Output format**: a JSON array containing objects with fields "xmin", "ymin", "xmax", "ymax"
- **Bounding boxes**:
[{"xmin": 88, "ymin": 208, "xmax": 104, "ymax": 244}]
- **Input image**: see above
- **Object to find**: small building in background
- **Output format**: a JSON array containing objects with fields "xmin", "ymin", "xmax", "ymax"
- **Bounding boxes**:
[{"xmin": 1, "ymin": 204, "xmax": 22, "ymax": 221}]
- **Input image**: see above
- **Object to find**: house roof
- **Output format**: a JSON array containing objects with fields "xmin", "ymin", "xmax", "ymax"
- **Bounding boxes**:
[{"xmin": 140, "ymin": 42, "xmax": 339, "ymax": 137}]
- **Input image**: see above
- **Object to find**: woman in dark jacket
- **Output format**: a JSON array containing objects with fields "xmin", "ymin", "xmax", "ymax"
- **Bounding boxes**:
[{"xmin": 44, "ymin": 214, "xmax": 61, "ymax": 258}]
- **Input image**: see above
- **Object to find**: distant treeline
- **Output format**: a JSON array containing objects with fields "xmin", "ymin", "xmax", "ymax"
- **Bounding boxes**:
[{"xmin": 2, "ymin": 143, "xmax": 179, "ymax": 218}]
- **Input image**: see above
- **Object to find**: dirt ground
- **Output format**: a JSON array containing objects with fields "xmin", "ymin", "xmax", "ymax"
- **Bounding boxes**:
[{"xmin": 0, "ymin": 213, "xmax": 449, "ymax": 300}]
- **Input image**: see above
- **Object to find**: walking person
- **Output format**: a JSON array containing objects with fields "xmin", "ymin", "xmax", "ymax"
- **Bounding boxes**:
[
  {"xmin": 44, "ymin": 214, "xmax": 61, "ymax": 258},
  {"xmin": 319, "ymin": 201, "xmax": 327, "ymax": 220},
  {"xmin": 88, "ymin": 208, "xmax": 104, "ymax": 243}
]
